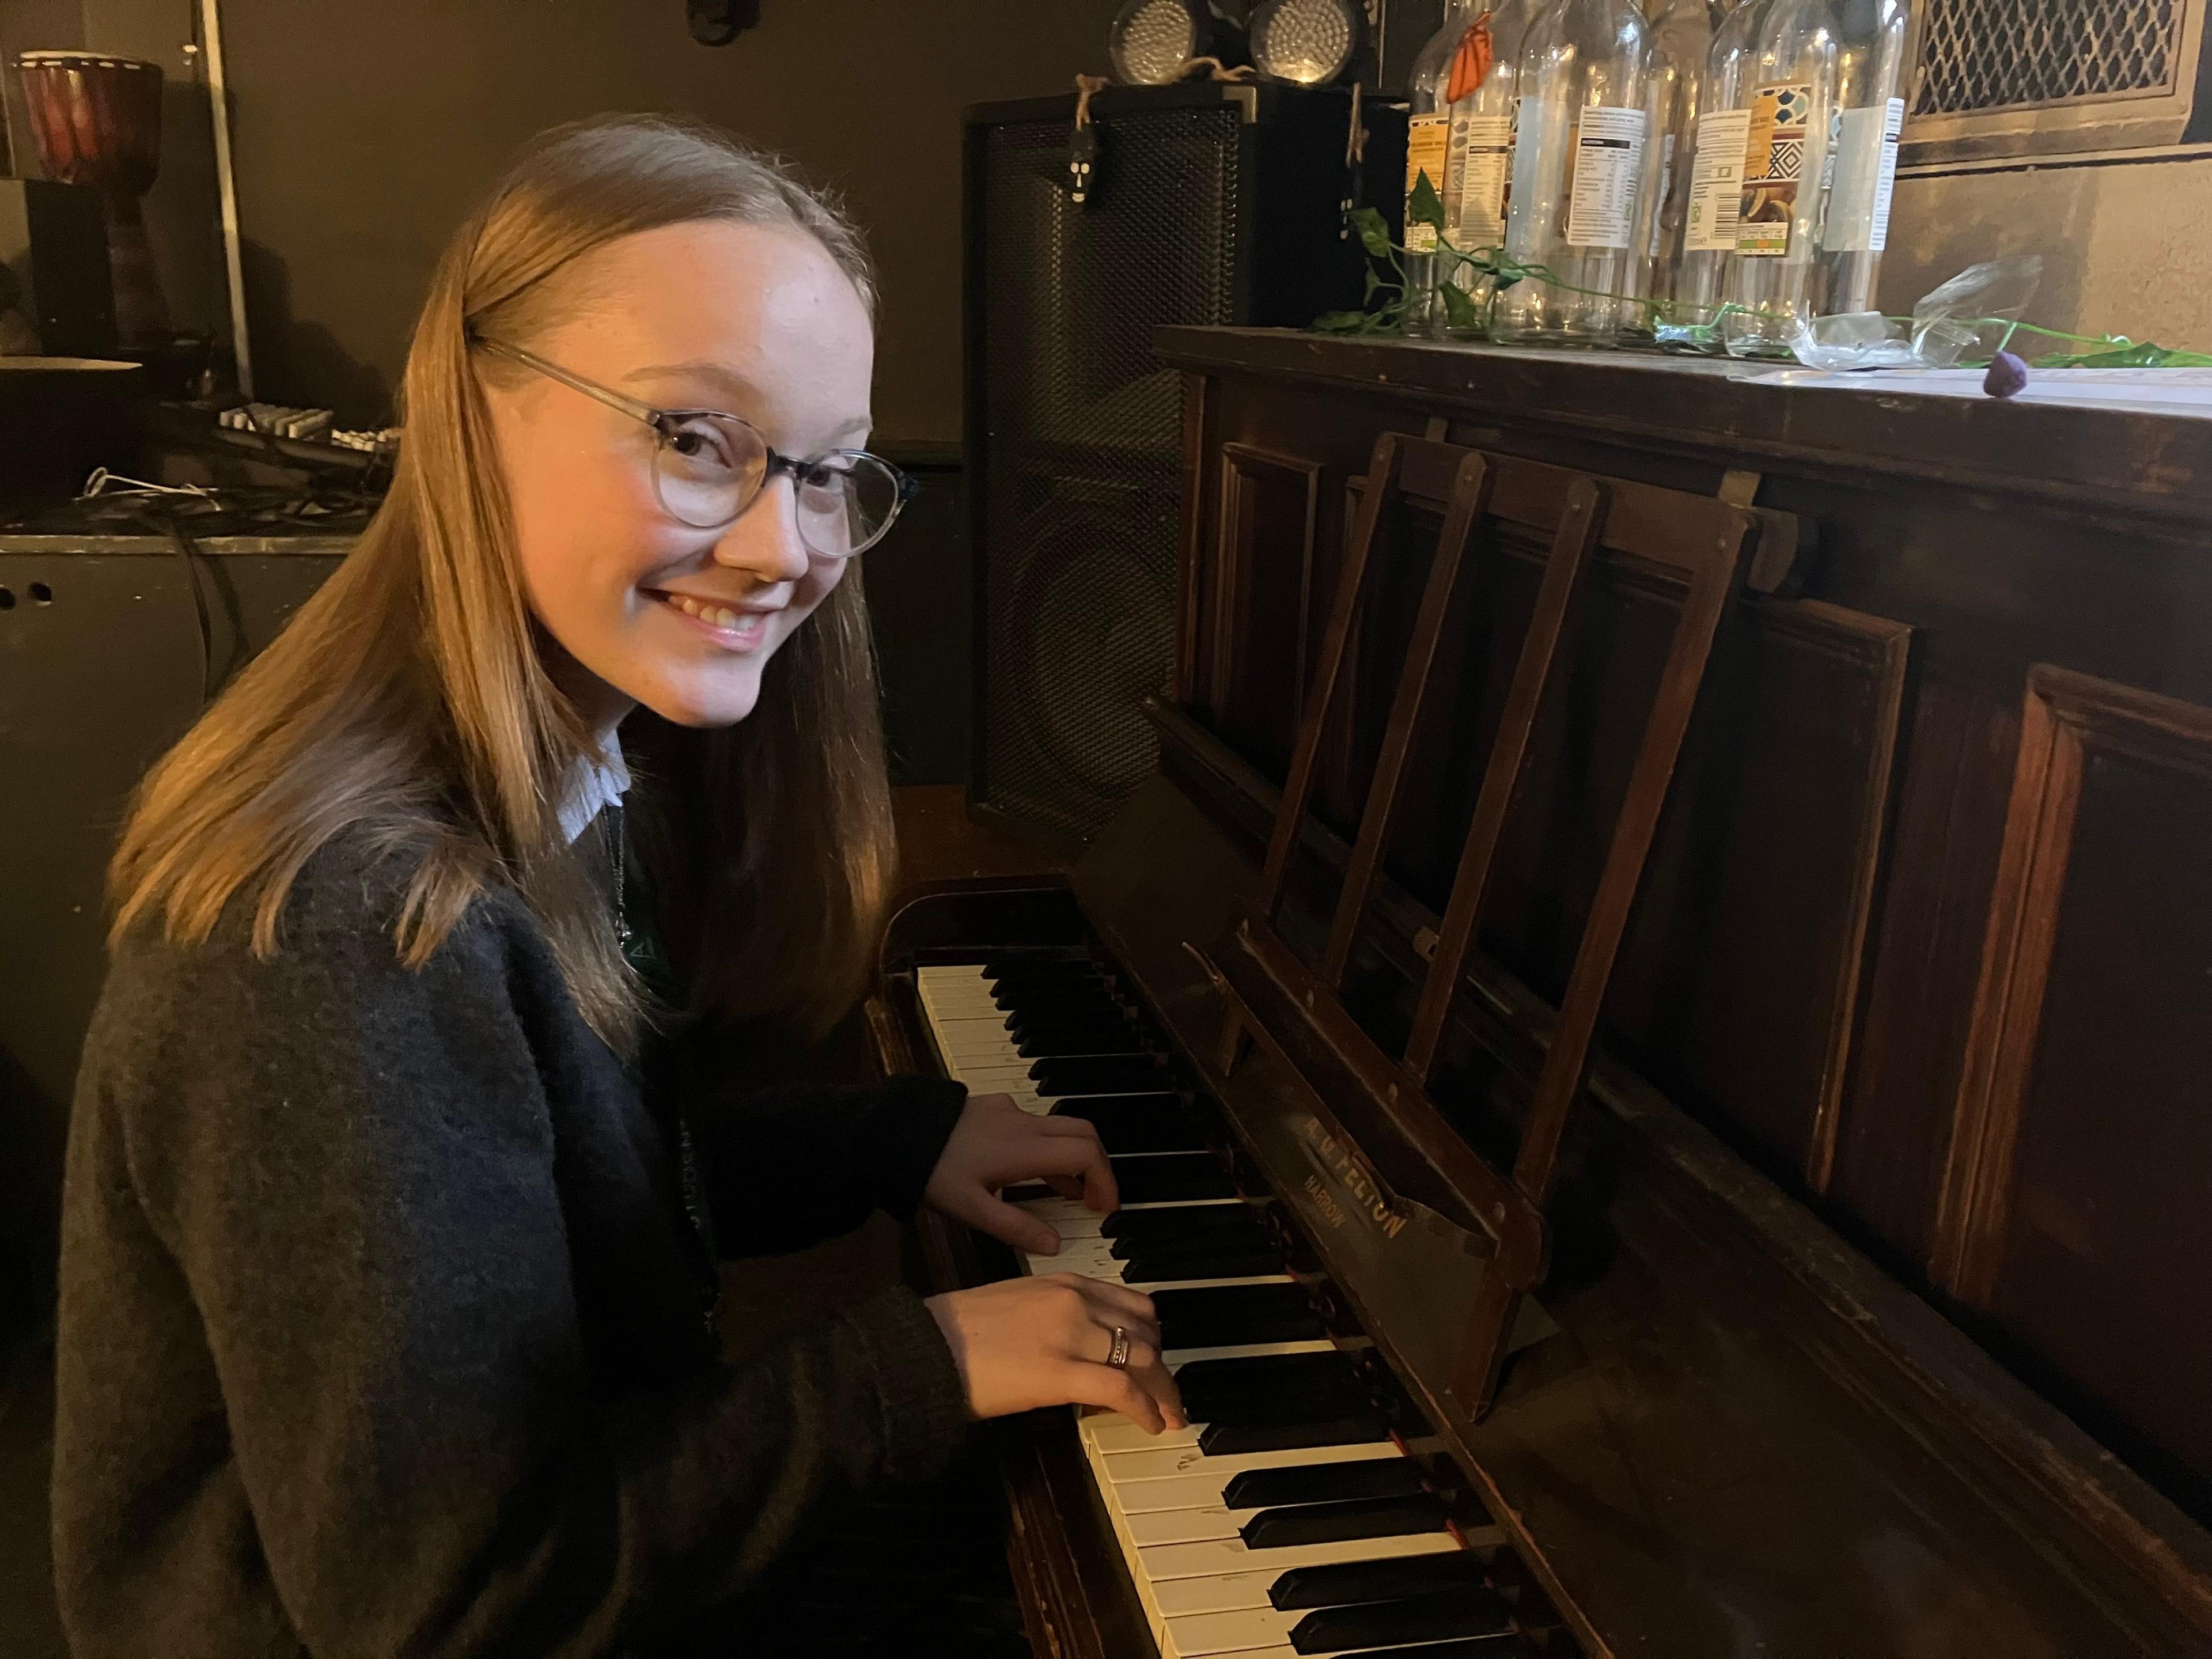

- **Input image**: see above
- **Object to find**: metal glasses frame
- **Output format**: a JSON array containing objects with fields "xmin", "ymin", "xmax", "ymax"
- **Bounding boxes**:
[{"xmin": 475, "ymin": 336, "xmax": 918, "ymax": 555}]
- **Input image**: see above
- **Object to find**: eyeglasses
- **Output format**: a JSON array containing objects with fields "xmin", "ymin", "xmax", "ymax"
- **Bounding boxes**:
[{"xmin": 475, "ymin": 338, "xmax": 917, "ymax": 558}]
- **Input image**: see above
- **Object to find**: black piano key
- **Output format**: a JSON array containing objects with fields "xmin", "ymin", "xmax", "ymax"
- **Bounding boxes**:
[
  {"xmin": 1029, "ymin": 1056, "xmax": 1168, "ymax": 1096},
  {"xmin": 1100, "ymin": 1203, "xmax": 1266, "ymax": 1243},
  {"xmin": 1222, "ymin": 1457, "xmax": 1426, "ymax": 1510},
  {"xmin": 1268, "ymin": 1550, "xmax": 1494, "ymax": 1611},
  {"xmin": 1109, "ymin": 1223, "xmax": 1272, "ymax": 1262},
  {"xmin": 995, "ymin": 984, "xmax": 1117, "ymax": 1016},
  {"xmin": 1121, "ymin": 1246, "xmax": 1282, "ymax": 1285},
  {"xmin": 1014, "ymin": 1026, "xmax": 1144, "ymax": 1058},
  {"xmin": 982, "ymin": 956, "xmax": 1097, "ymax": 982},
  {"xmin": 1107, "ymin": 1155, "xmax": 1236, "ymax": 1204},
  {"xmin": 1171, "ymin": 1352, "xmax": 1359, "ymax": 1404},
  {"xmin": 1287, "ymin": 1590, "xmax": 1515, "ymax": 1654},
  {"xmin": 1049, "ymin": 1094, "xmax": 1203, "ymax": 1156},
  {"xmin": 1240, "ymin": 1492, "xmax": 1449, "ymax": 1551},
  {"xmin": 1199, "ymin": 1414, "xmax": 1386, "ymax": 1456},
  {"xmin": 1156, "ymin": 1283, "xmax": 1324, "ymax": 1349}
]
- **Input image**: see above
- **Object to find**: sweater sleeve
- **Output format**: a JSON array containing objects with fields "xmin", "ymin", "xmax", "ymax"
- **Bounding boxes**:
[
  {"xmin": 681, "ymin": 1069, "xmax": 970, "ymax": 1259},
  {"xmin": 101, "ymin": 893, "xmax": 968, "ymax": 1658}
]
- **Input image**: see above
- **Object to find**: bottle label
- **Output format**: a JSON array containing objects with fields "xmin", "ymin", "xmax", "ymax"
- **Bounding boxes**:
[
  {"xmin": 1823, "ymin": 97, "xmax": 1906, "ymax": 252},
  {"xmin": 1647, "ymin": 132, "xmax": 1677, "ymax": 260},
  {"xmin": 1566, "ymin": 105, "xmax": 1647, "ymax": 249},
  {"xmin": 1737, "ymin": 81, "xmax": 1813, "ymax": 256},
  {"xmin": 1681, "ymin": 108, "xmax": 1751, "ymax": 253},
  {"xmin": 1405, "ymin": 113, "xmax": 1450, "ymax": 252},
  {"xmin": 1453, "ymin": 112, "xmax": 1515, "ymax": 248}
]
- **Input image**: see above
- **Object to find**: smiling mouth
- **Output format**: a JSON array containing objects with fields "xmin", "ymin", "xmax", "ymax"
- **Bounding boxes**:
[{"xmin": 650, "ymin": 589, "xmax": 779, "ymax": 647}]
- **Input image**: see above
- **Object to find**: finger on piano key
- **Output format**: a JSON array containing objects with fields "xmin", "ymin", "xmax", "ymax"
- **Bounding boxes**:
[{"xmin": 1086, "ymin": 1412, "xmax": 1204, "ymax": 1453}]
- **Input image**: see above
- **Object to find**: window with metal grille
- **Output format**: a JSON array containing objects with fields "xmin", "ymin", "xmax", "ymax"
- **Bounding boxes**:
[{"xmin": 1915, "ymin": 0, "xmax": 2184, "ymax": 116}]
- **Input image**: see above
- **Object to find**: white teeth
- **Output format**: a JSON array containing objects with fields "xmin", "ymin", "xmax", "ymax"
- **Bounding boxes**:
[{"xmin": 662, "ymin": 592, "xmax": 759, "ymax": 634}]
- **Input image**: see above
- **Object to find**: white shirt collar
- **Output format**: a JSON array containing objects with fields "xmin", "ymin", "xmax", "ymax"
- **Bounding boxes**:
[{"xmin": 558, "ymin": 741, "xmax": 632, "ymax": 844}]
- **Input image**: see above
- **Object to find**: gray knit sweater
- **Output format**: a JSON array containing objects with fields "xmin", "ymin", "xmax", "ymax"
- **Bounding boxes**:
[{"xmin": 51, "ymin": 831, "xmax": 972, "ymax": 1657}]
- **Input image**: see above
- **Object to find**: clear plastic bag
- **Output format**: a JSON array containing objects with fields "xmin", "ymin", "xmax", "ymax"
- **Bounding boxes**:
[{"xmin": 1786, "ymin": 255, "xmax": 2043, "ymax": 370}]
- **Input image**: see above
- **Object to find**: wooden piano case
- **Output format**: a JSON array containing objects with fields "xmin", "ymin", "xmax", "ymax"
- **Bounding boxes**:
[{"xmin": 873, "ymin": 333, "xmax": 2212, "ymax": 1658}]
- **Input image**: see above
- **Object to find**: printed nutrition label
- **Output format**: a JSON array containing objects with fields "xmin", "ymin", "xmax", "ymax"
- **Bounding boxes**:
[
  {"xmin": 1681, "ymin": 108, "xmax": 1751, "ymax": 253},
  {"xmin": 1823, "ymin": 97, "xmax": 1906, "ymax": 252},
  {"xmin": 1452, "ymin": 112, "xmax": 1514, "ymax": 248},
  {"xmin": 1566, "ymin": 105, "xmax": 1646, "ymax": 249}
]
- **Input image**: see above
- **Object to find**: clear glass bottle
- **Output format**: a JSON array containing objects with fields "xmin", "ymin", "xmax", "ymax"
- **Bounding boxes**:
[
  {"xmin": 1493, "ymin": 0, "xmax": 1653, "ymax": 347},
  {"xmin": 1667, "ymin": 0, "xmax": 1762, "ymax": 351},
  {"xmin": 1815, "ymin": 0, "xmax": 1910, "ymax": 317},
  {"xmin": 1623, "ymin": 0, "xmax": 1717, "ymax": 343},
  {"xmin": 1402, "ymin": 0, "xmax": 1482, "ymax": 336},
  {"xmin": 1719, "ymin": 0, "xmax": 1842, "ymax": 358},
  {"xmin": 1438, "ymin": 0, "xmax": 1547, "ymax": 338}
]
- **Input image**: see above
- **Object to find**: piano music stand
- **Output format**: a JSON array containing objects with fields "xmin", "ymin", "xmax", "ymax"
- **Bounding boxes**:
[{"xmin": 1205, "ymin": 431, "xmax": 1760, "ymax": 1417}]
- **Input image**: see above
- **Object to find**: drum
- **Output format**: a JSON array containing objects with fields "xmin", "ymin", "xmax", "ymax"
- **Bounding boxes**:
[{"xmin": 14, "ymin": 52, "xmax": 170, "ymax": 348}]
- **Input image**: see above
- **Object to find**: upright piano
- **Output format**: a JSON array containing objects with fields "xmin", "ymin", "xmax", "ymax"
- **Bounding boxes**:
[{"xmin": 867, "ymin": 332, "xmax": 2212, "ymax": 1658}]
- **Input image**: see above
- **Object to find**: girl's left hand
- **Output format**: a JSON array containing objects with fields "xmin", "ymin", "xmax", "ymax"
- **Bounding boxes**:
[{"xmin": 922, "ymin": 1093, "xmax": 1116, "ymax": 1255}]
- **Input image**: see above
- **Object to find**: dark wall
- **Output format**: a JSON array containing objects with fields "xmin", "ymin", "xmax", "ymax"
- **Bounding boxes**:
[{"xmin": 216, "ymin": 0, "xmax": 1125, "ymax": 442}]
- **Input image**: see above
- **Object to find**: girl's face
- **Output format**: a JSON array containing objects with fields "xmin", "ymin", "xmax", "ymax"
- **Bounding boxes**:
[{"xmin": 487, "ymin": 219, "xmax": 876, "ymax": 734}]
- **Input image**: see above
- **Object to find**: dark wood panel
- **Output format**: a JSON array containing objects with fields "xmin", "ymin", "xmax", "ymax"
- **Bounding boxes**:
[
  {"xmin": 1209, "ymin": 442, "xmax": 1321, "ymax": 780},
  {"xmin": 1938, "ymin": 667, "xmax": 2212, "ymax": 1520}
]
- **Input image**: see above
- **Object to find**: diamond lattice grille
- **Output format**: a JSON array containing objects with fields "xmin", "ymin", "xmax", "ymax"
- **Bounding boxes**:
[{"xmin": 1914, "ymin": 0, "xmax": 2183, "ymax": 115}]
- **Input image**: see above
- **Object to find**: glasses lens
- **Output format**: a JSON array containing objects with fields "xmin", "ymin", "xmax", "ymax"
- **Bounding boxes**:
[
  {"xmin": 793, "ymin": 453, "xmax": 908, "ymax": 557},
  {"xmin": 652, "ymin": 414, "xmax": 767, "ymax": 528}
]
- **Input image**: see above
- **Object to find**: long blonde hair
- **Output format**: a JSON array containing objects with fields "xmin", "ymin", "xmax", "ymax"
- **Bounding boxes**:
[{"xmin": 108, "ymin": 115, "xmax": 896, "ymax": 1048}]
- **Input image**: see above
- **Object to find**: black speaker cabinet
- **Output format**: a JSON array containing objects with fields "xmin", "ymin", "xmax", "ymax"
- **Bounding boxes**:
[{"xmin": 964, "ymin": 83, "xmax": 1404, "ymax": 841}]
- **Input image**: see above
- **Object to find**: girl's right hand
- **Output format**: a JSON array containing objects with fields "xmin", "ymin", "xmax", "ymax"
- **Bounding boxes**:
[{"xmin": 924, "ymin": 1274, "xmax": 1188, "ymax": 1434}]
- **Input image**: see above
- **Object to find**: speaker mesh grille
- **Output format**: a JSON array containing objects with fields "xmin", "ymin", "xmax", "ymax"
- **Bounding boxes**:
[{"xmin": 976, "ymin": 103, "xmax": 1243, "ymax": 839}]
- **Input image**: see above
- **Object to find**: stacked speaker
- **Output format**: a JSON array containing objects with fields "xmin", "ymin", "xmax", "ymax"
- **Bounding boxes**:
[{"xmin": 964, "ymin": 82, "xmax": 1400, "ymax": 840}]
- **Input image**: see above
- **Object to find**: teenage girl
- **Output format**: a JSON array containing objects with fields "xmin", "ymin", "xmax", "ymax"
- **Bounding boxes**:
[{"xmin": 52, "ymin": 115, "xmax": 1183, "ymax": 1657}]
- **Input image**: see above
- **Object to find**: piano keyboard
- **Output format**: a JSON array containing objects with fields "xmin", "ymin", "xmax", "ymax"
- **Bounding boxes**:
[{"xmin": 915, "ymin": 959, "xmax": 1543, "ymax": 1659}]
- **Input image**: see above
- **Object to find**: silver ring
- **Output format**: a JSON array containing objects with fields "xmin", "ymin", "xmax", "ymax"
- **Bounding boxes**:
[{"xmin": 1106, "ymin": 1325, "xmax": 1131, "ymax": 1370}]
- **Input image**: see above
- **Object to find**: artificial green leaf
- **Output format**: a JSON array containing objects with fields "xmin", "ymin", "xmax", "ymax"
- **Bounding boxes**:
[
  {"xmin": 1364, "ymin": 265, "xmax": 1382, "ymax": 301},
  {"xmin": 1408, "ymin": 172, "xmax": 1448, "ymax": 236},
  {"xmin": 1312, "ymin": 309, "xmax": 1382, "ymax": 335},
  {"xmin": 2035, "ymin": 340, "xmax": 2212, "ymax": 368},
  {"xmin": 1437, "ymin": 280, "xmax": 1483, "ymax": 332},
  {"xmin": 1352, "ymin": 206, "xmax": 1393, "ymax": 259}
]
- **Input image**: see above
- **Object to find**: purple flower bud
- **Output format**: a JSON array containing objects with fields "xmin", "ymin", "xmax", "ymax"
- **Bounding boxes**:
[{"xmin": 1984, "ymin": 350, "xmax": 2029, "ymax": 399}]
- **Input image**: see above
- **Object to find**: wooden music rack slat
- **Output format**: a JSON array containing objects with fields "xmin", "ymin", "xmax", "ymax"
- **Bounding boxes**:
[{"xmin": 1207, "ymin": 431, "xmax": 1760, "ymax": 1418}]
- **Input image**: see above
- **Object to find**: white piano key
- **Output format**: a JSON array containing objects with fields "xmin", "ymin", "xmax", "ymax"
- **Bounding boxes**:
[
  {"xmin": 1101, "ymin": 1438, "xmax": 1397, "ymax": 1484},
  {"xmin": 1149, "ymin": 1569, "xmax": 1281, "ymax": 1620},
  {"xmin": 1085, "ymin": 1414, "xmax": 1203, "ymax": 1453},
  {"xmin": 1166, "ymin": 1606, "xmax": 1312, "ymax": 1656},
  {"xmin": 1124, "ymin": 1503, "xmax": 1269, "ymax": 1547},
  {"xmin": 1164, "ymin": 1338, "xmax": 1337, "ymax": 1367},
  {"xmin": 1139, "ymin": 1529, "xmax": 1459, "ymax": 1583},
  {"xmin": 1109, "ymin": 1471, "xmax": 1244, "ymax": 1514}
]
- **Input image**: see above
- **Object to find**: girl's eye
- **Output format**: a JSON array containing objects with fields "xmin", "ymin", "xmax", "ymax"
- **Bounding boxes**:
[{"xmin": 663, "ymin": 419, "xmax": 743, "ymax": 476}]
